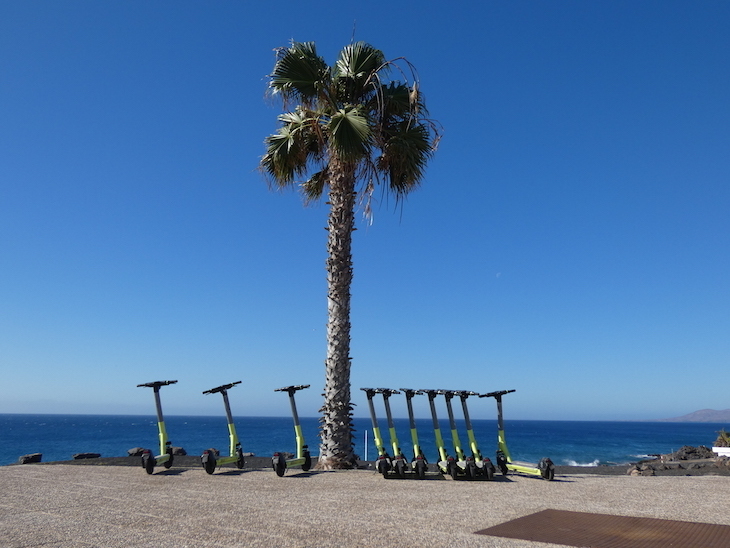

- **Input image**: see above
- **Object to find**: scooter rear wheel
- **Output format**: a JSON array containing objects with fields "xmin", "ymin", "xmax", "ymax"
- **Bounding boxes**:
[
  {"xmin": 466, "ymin": 461, "xmax": 477, "ymax": 480},
  {"xmin": 448, "ymin": 461, "xmax": 459, "ymax": 480},
  {"xmin": 377, "ymin": 459, "xmax": 389, "ymax": 478},
  {"xmin": 142, "ymin": 453, "xmax": 155, "ymax": 475},
  {"xmin": 273, "ymin": 457, "xmax": 286, "ymax": 477},
  {"xmin": 415, "ymin": 459, "xmax": 427, "ymax": 480},
  {"xmin": 202, "ymin": 452, "xmax": 217, "ymax": 475}
]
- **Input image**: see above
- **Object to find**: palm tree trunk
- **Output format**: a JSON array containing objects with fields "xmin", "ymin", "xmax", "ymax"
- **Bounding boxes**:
[{"xmin": 316, "ymin": 161, "xmax": 357, "ymax": 469}]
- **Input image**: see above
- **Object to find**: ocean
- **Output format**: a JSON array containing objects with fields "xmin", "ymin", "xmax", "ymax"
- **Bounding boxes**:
[{"xmin": 1, "ymin": 413, "xmax": 726, "ymax": 467}]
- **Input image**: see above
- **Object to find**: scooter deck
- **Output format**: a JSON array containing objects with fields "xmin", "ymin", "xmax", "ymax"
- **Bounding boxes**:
[
  {"xmin": 154, "ymin": 453, "xmax": 171, "ymax": 465},
  {"xmin": 506, "ymin": 461, "xmax": 542, "ymax": 475}
]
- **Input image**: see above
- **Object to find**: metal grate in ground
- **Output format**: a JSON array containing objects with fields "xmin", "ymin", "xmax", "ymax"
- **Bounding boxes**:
[{"xmin": 475, "ymin": 509, "xmax": 730, "ymax": 548}]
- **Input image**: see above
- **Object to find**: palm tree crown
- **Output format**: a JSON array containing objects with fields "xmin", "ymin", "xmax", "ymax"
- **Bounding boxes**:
[{"xmin": 261, "ymin": 41, "xmax": 439, "ymax": 469}]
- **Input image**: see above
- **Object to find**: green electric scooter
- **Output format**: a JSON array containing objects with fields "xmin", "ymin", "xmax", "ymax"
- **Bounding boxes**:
[
  {"xmin": 420, "ymin": 389, "xmax": 451, "ymax": 475},
  {"xmin": 272, "ymin": 384, "xmax": 312, "ymax": 476},
  {"xmin": 137, "ymin": 380, "xmax": 177, "ymax": 474},
  {"xmin": 400, "ymin": 389, "xmax": 428, "ymax": 479},
  {"xmin": 452, "ymin": 390, "xmax": 495, "ymax": 480},
  {"xmin": 361, "ymin": 387, "xmax": 395, "ymax": 477},
  {"xmin": 480, "ymin": 389, "xmax": 555, "ymax": 480},
  {"xmin": 201, "ymin": 381, "xmax": 245, "ymax": 474}
]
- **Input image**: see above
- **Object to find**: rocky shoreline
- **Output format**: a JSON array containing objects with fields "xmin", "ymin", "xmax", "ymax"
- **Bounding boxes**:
[
  {"xmin": 626, "ymin": 444, "xmax": 730, "ymax": 476},
  {"xmin": 12, "ymin": 445, "xmax": 730, "ymax": 476}
]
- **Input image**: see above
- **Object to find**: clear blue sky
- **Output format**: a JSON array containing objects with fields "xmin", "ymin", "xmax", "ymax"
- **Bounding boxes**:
[{"xmin": 1, "ymin": 1, "xmax": 728, "ymax": 421}]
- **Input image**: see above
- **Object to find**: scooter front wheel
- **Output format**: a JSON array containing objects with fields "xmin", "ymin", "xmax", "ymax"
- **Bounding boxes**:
[
  {"xmin": 497, "ymin": 452, "xmax": 509, "ymax": 476},
  {"xmin": 302, "ymin": 453, "xmax": 312, "ymax": 472},
  {"xmin": 542, "ymin": 464, "xmax": 555, "ymax": 481},
  {"xmin": 538, "ymin": 457, "xmax": 555, "ymax": 481},
  {"xmin": 236, "ymin": 450, "xmax": 245, "ymax": 469},
  {"xmin": 164, "ymin": 450, "xmax": 174, "ymax": 469},
  {"xmin": 394, "ymin": 459, "xmax": 407, "ymax": 479}
]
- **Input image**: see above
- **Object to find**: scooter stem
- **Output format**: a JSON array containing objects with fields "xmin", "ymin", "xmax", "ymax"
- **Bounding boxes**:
[
  {"xmin": 203, "ymin": 381, "xmax": 242, "ymax": 457},
  {"xmin": 442, "ymin": 391, "xmax": 466, "ymax": 461},
  {"xmin": 422, "ymin": 390, "xmax": 448, "ymax": 462},
  {"xmin": 401, "ymin": 389, "xmax": 423, "ymax": 458},
  {"xmin": 480, "ymin": 390, "xmax": 516, "ymax": 462},
  {"xmin": 361, "ymin": 388, "xmax": 387, "ymax": 457},
  {"xmin": 137, "ymin": 380, "xmax": 177, "ymax": 457},
  {"xmin": 275, "ymin": 385, "xmax": 310, "ymax": 460},
  {"xmin": 456, "ymin": 391, "xmax": 482, "ymax": 459},
  {"xmin": 221, "ymin": 392, "xmax": 240, "ymax": 456},
  {"xmin": 378, "ymin": 389, "xmax": 402, "ymax": 458}
]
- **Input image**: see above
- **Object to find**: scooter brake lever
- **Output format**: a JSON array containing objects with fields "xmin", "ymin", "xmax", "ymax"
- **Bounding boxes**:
[
  {"xmin": 479, "ymin": 389, "xmax": 516, "ymax": 398},
  {"xmin": 203, "ymin": 381, "xmax": 242, "ymax": 395},
  {"xmin": 274, "ymin": 384, "xmax": 310, "ymax": 393},
  {"xmin": 137, "ymin": 380, "xmax": 178, "ymax": 388}
]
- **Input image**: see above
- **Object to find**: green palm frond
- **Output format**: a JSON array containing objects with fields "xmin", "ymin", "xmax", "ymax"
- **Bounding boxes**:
[
  {"xmin": 335, "ymin": 42, "xmax": 385, "ymax": 80},
  {"xmin": 379, "ymin": 82, "xmax": 412, "ymax": 119},
  {"xmin": 334, "ymin": 42, "xmax": 385, "ymax": 103},
  {"xmin": 302, "ymin": 169, "xmax": 328, "ymax": 201},
  {"xmin": 328, "ymin": 107, "xmax": 372, "ymax": 160},
  {"xmin": 378, "ymin": 122, "xmax": 434, "ymax": 194},
  {"xmin": 270, "ymin": 42, "xmax": 330, "ymax": 105},
  {"xmin": 262, "ymin": 109, "xmax": 324, "ymax": 186}
]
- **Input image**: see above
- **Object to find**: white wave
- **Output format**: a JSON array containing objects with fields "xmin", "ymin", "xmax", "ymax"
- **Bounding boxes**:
[{"xmin": 564, "ymin": 459, "xmax": 601, "ymax": 467}]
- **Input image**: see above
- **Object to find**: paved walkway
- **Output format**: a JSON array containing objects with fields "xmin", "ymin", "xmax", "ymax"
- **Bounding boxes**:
[{"xmin": 1, "ymin": 464, "xmax": 729, "ymax": 547}]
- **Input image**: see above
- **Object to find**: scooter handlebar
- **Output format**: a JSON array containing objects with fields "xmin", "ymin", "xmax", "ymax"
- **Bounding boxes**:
[
  {"xmin": 479, "ymin": 389, "xmax": 516, "ymax": 398},
  {"xmin": 439, "ymin": 389, "xmax": 462, "ymax": 399},
  {"xmin": 451, "ymin": 390, "xmax": 479, "ymax": 398},
  {"xmin": 137, "ymin": 380, "xmax": 178, "ymax": 388},
  {"xmin": 399, "ymin": 388, "xmax": 423, "ymax": 397},
  {"xmin": 373, "ymin": 388, "xmax": 400, "ymax": 395},
  {"xmin": 203, "ymin": 381, "xmax": 242, "ymax": 395},
  {"xmin": 274, "ymin": 384, "xmax": 310, "ymax": 393}
]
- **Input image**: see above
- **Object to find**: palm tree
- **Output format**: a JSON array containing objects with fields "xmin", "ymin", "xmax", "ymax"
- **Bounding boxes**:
[{"xmin": 261, "ymin": 41, "xmax": 440, "ymax": 469}]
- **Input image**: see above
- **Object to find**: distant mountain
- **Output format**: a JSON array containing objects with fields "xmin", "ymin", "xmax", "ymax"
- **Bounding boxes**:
[{"xmin": 658, "ymin": 409, "xmax": 730, "ymax": 423}]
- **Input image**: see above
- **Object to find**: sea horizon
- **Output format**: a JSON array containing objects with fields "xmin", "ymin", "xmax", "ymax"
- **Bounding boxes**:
[
  {"xmin": 2, "ymin": 413, "xmax": 727, "ymax": 468},
  {"xmin": 2, "ymin": 411, "xmax": 722, "ymax": 423}
]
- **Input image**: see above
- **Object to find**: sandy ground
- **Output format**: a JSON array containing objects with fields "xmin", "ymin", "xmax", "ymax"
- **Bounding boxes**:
[{"xmin": 2, "ymin": 462, "xmax": 730, "ymax": 547}]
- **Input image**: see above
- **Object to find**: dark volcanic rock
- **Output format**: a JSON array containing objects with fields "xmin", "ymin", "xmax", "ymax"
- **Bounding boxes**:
[
  {"xmin": 671, "ymin": 445, "xmax": 716, "ymax": 460},
  {"xmin": 72, "ymin": 453, "xmax": 101, "ymax": 460},
  {"xmin": 127, "ymin": 447, "xmax": 145, "ymax": 457},
  {"xmin": 18, "ymin": 453, "xmax": 42, "ymax": 464},
  {"xmin": 171, "ymin": 446, "xmax": 187, "ymax": 456}
]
